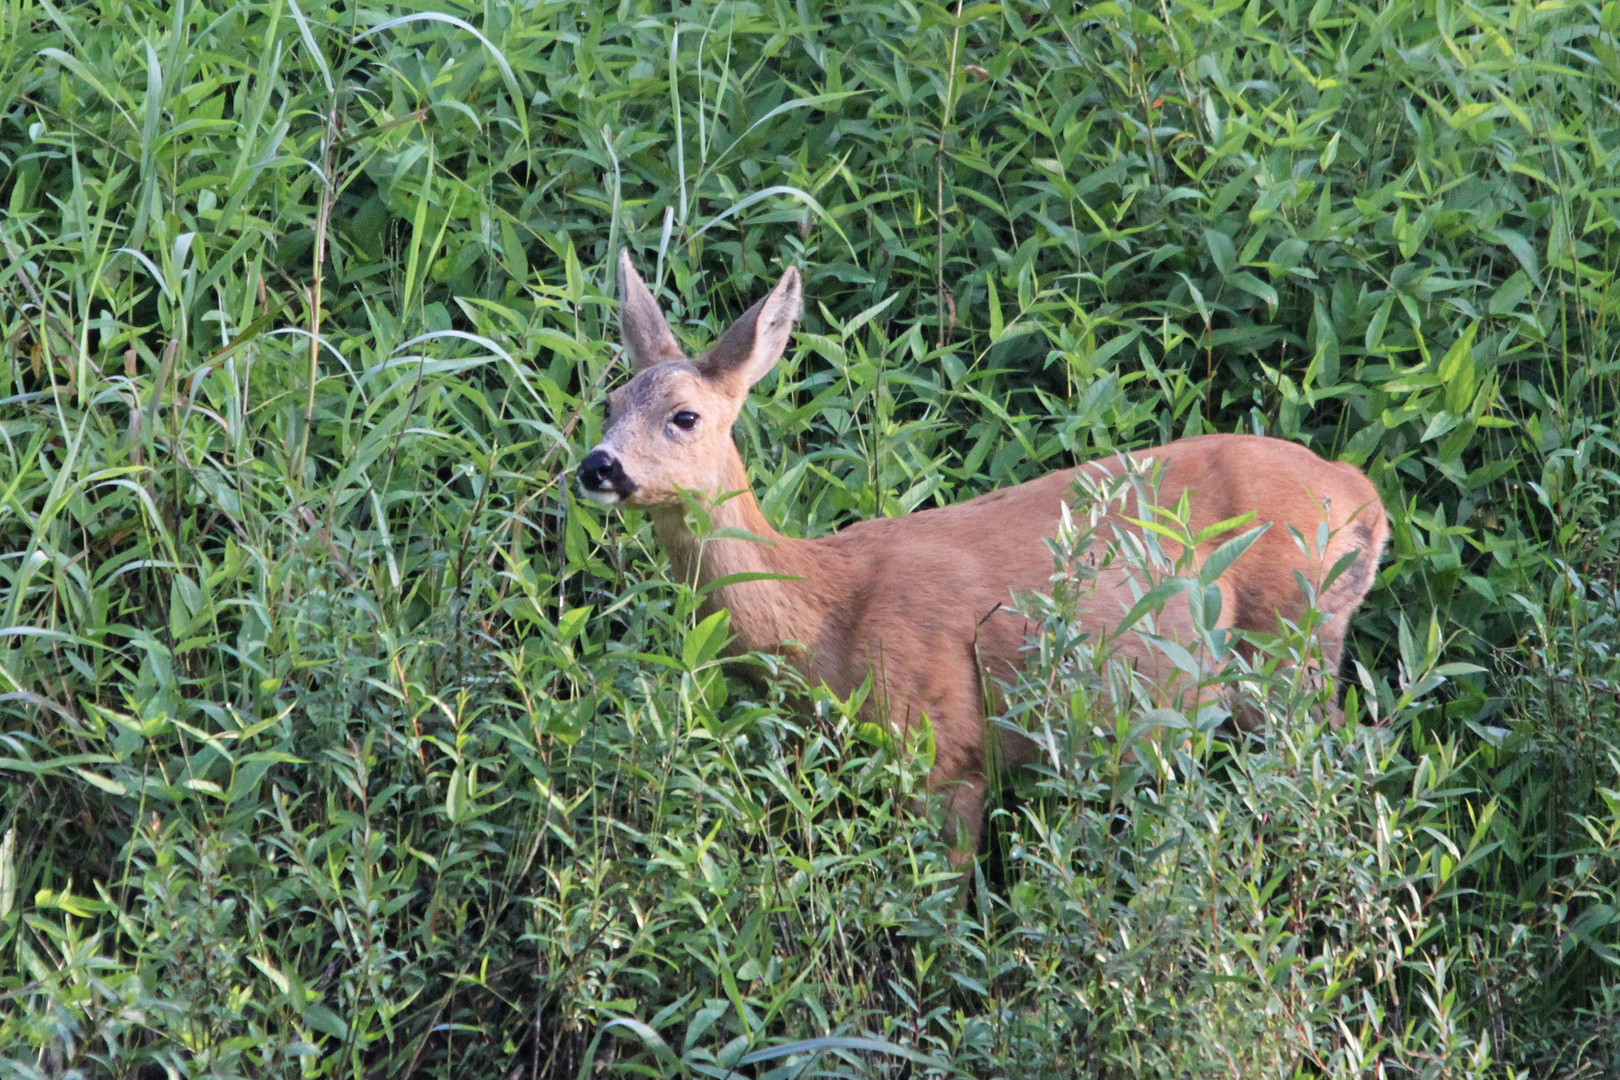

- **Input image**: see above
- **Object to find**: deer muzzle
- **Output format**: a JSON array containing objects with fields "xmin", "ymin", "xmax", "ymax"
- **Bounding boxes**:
[{"xmin": 577, "ymin": 448, "xmax": 636, "ymax": 505}]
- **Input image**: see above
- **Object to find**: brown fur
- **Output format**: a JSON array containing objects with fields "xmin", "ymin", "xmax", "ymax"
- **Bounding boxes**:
[{"xmin": 580, "ymin": 253, "xmax": 1390, "ymax": 863}]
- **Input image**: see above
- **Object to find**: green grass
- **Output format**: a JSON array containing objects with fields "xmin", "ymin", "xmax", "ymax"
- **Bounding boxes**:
[{"xmin": 2, "ymin": 0, "xmax": 1619, "ymax": 1075}]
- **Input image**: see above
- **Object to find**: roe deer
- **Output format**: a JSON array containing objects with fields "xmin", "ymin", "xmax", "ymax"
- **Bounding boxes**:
[{"xmin": 578, "ymin": 252, "xmax": 1389, "ymax": 863}]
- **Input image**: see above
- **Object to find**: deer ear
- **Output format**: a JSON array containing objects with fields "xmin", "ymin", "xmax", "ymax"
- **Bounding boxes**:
[
  {"xmin": 618, "ymin": 250, "xmax": 687, "ymax": 371},
  {"xmin": 696, "ymin": 267, "xmax": 802, "ymax": 393}
]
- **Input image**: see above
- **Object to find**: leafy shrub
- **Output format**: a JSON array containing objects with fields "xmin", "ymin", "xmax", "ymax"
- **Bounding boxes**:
[{"xmin": 1, "ymin": 0, "xmax": 1618, "ymax": 1076}]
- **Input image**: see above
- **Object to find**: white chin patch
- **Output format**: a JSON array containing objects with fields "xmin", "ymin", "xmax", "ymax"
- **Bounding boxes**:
[{"xmin": 580, "ymin": 488, "xmax": 622, "ymax": 506}]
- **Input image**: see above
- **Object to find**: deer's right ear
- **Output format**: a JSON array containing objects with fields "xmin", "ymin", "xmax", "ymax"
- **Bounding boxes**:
[
  {"xmin": 618, "ymin": 250, "xmax": 686, "ymax": 371},
  {"xmin": 697, "ymin": 266, "xmax": 802, "ymax": 393}
]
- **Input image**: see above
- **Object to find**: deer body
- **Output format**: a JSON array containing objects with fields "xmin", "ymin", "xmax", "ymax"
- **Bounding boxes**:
[{"xmin": 580, "ymin": 254, "xmax": 1389, "ymax": 860}]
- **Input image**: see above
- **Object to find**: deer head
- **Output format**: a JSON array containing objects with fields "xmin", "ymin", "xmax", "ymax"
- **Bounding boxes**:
[{"xmin": 577, "ymin": 251, "xmax": 802, "ymax": 508}]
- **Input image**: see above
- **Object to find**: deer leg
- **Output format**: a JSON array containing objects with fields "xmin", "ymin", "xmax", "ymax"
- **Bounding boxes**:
[
  {"xmin": 938, "ymin": 773, "xmax": 988, "ymax": 871},
  {"xmin": 1311, "ymin": 619, "xmax": 1349, "ymax": 728}
]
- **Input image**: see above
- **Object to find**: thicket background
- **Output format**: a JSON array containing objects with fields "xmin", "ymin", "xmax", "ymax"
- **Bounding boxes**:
[{"xmin": 2, "ymin": 0, "xmax": 1619, "ymax": 1076}]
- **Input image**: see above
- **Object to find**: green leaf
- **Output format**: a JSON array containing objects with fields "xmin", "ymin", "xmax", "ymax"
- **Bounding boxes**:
[
  {"xmin": 1487, "ymin": 226, "xmax": 1540, "ymax": 284},
  {"xmin": 699, "ymin": 570, "xmax": 805, "ymax": 595},
  {"xmin": 705, "ymin": 526, "xmax": 779, "ymax": 544},
  {"xmin": 557, "ymin": 605, "xmax": 593, "ymax": 644},
  {"xmin": 1228, "ymin": 271, "xmax": 1278, "ymax": 310},
  {"xmin": 69, "ymin": 767, "xmax": 127, "ymax": 795},
  {"xmin": 1115, "ymin": 576, "xmax": 1193, "ymax": 634},
  {"xmin": 1198, "ymin": 523, "xmax": 1271, "ymax": 587},
  {"xmin": 683, "ymin": 609, "xmax": 733, "ymax": 669},
  {"xmin": 1204, "ymin": 228, "xmax": 1236, "ymax": 276}
]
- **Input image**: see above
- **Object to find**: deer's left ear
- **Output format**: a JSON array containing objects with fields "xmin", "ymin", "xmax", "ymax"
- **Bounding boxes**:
[{"xmin": 697, "ymin": 267, "xmax": 802, "ymax": 393}]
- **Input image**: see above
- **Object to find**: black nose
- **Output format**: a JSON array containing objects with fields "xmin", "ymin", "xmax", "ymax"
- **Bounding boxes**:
[{"xmin": 577, "ymin": 449, "xmax": 633, "ymax": 498}]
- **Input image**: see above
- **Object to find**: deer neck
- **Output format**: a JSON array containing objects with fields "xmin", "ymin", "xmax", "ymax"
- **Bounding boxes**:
[{"xmin": 647, "ymin": 444, "xmax": 833, "ymax": 657}]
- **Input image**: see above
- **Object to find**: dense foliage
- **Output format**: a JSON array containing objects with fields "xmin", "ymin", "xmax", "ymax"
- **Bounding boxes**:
[{"xmin": 2, "ymin": 0, "xmax": 1619, "ymax": 1075}]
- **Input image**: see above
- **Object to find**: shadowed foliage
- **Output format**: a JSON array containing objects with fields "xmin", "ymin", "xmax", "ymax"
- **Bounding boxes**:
[{"xmin": 1, "ymin": 0, "xmax": 1618, "ymax": 1076}]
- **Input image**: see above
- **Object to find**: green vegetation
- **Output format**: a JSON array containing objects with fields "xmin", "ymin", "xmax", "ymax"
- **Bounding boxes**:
[{"xmin": 2, "ymin": 0, "xmax": 1618, "ymax": 1075}]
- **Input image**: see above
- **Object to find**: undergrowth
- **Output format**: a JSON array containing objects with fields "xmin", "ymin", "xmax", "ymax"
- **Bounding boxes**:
[{"xmin": 2, "ymin": 0, "xmax": 1619, "ymax": 1076}]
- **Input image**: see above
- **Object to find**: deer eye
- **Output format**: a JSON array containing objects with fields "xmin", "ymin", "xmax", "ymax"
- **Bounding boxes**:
[{"xmin": 671, "ymin": 410, "xmax": 699, "ymax": 431}]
